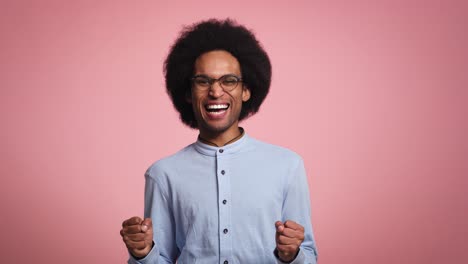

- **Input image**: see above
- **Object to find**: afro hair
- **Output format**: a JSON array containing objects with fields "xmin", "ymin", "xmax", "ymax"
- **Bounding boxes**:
[{"xmin": 164, "ymin": 18, "xmax": 272, "ymax": 128}]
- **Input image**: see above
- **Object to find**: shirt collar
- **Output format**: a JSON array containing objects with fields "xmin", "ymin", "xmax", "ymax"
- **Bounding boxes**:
[
  {"xmin": 197, "ymin": 127, "xmax": 245, "ymax": 147},
  {"xmin": 194, "ymin": 130, "xmax": 249, "ymax": 157}
]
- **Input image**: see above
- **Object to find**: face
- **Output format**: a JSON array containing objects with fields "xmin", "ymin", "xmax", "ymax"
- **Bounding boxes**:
[{"xmin": 188, "ymin": 50, "xmax": 251, "ymax": 136}]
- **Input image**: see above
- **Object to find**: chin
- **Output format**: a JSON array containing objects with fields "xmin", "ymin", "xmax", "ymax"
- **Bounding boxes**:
[
  {"xmin": 204, "ymin": 124, "xmax": 230, "ymax": 133},
  {"xmin": 199, "ymin": 120, "xmax": 233, "ymax": 134}
]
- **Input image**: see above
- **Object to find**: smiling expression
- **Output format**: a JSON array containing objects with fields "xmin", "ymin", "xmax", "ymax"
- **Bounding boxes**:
[{"xmin": 188, "ymin": 50, "xmax": 251, "ymax": 138}]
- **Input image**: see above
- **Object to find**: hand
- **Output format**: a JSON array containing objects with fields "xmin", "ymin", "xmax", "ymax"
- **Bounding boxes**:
[
  {"xmin": 120, "ymin": 216, "xmax": 154, "ymax": 258},
  {"xmin": 275, "ymin": 220, "xmax": 305, "ymax": 262}
]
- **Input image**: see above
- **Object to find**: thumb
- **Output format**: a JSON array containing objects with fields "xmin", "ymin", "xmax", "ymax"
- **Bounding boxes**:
[
  {"xmin": 141, "ymin": 218, "xmax": 152, "ymax": 232},
  {"xmin": 275, "ymin": 221, "xmax": 284, "ymax": 232}
]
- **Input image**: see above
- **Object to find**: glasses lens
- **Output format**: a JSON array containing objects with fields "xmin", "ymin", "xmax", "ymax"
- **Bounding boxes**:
[
  {"xmin": 220, "ymin": 75, "xmax": 239, "ymax": 90},
  {"xmin": 193, "ymin": 77, "xmax": 210, "ymax": 88}
]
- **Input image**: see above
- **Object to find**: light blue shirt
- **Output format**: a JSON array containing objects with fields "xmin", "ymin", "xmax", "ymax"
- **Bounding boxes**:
[{"xmin": 129, "ymin": 133, "xmax": 318, "ymax": 264}]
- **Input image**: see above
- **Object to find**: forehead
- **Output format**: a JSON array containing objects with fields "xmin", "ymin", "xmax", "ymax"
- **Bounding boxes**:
[{"xmin": 194, "ymin": 50, "xmax": 241, "ymax": 76}]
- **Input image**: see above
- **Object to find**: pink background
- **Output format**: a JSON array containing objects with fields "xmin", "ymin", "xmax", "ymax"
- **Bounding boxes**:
[{"xmin": 1, "ymin": 0, "xmax": 467, "ymax": 263}]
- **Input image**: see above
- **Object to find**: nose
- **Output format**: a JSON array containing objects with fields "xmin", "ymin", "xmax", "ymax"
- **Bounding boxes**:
[{"xmin": 208, "ymin": 81, "xmax": 225, "ymax": 98}]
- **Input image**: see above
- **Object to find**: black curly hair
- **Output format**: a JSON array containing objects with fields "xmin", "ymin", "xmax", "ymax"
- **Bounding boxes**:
[{"xmin": 164, "ymin": 18, "xmax": 272, "ymax": 128}]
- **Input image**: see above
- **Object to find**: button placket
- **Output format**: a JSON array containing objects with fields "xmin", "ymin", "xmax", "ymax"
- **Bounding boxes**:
[{"xmin": 217, "ymin": 149, "xmax": 232, "ymax": 262}]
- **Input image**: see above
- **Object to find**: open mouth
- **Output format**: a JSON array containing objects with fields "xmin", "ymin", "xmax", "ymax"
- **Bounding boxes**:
[{"xmin": 205, "ymin": 104, "xmax": 230, "ymax": 114}]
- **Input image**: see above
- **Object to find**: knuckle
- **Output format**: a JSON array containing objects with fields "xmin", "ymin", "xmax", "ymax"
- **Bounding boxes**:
[
  {"xmin": 126, "ymin": 241, "xmax": 135, "ymax": 249},
  {"xmin": 278, "ymin": 236, "xmax": 286, "ymax": 244},
  {"xmin": 277, "ymin": 244, "xmax": 286, "ymax": 252},
  {"xmin": 284, "ymin": 230, "xmax": 294, "ymax": 237},
  {"xmin": 127, "ymin": 233, "xmax": 142, "ymax": 241},
  {"xmin": 137, "ymin": 242, "xmax": 147, "ymax": 250},
  {"xmin": 127, "ymin": 240, "xmax": 141, "ymax": 250}
]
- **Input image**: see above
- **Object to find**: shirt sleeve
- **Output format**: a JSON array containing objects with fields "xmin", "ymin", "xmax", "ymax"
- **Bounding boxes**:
[
  {"xmin": 127, "ymin": 170, "xmax": 179, "ymax": 264},
  {"xmin": 275, "ymin": 157, "xmax": 318, "ymax": 264}
]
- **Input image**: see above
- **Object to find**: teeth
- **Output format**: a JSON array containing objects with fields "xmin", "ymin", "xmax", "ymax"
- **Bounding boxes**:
[
  {"xmin": 209, "ymin": 110, "xmax": 226, "ymax": 115},
  {"xmin": 206, "ymin": 104, "xmax": 228, "ymax": 109}
]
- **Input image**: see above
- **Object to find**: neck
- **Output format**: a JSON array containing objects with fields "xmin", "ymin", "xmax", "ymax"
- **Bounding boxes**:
[{"xmin": 199, "ymin": 126, "xmax": 244, "ymax": 147}]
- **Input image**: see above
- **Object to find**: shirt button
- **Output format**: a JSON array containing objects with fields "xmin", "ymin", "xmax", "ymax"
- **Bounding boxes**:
[
  {"xmin": 223, "ymin": 228, "xmax": 228, "ymax": 234},
  {"xmin": 222, "ymin": 199, "xmax": 227, "ymax": 204},
  {"xmin": 224, "ymin": 261, "xmax": 228, "ymax": 264},
  {"xmin": 219, "ymin": 149, "xmax": 224, "ymax": 153},
  {"xmin": 221, "ymin": 170, "xmax": 225, "ymax": 175}
]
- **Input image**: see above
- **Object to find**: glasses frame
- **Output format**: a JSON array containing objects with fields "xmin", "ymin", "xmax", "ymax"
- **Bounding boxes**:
[{"xmin": 191, "ymin": 74, "xmax": 244, "ymax": 92}]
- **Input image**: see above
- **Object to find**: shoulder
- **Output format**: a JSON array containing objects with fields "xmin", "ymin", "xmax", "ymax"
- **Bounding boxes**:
[
  {"xmin": 250, "ymin": 138, "xmax": 304, "ymax": 167},
  {"xmin": 145, "ymin": 143, "xmax": 196, "ymax": 180},
  {"xmin": 247, "ymin": 136, "xmax": 304, "ymax": 165},
  {"xmin": 245, "ymin": 136, "xmax": 307, "ymax": 187}
]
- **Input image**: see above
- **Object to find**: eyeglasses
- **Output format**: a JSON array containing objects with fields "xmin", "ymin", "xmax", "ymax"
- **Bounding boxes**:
[{"xmin": 191, "ymin": 74, "xmax": 243, "ymax": 92}]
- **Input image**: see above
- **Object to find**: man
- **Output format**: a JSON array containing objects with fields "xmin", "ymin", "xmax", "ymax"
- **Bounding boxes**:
[{"xmin": 120, "ymin": 19, "xmax": 318, "ymax": 264}]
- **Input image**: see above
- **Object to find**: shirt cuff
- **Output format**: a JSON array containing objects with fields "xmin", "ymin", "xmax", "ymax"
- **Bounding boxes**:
[
  {"xmin": 274, "ymin": 248, "xmax": 305, "ymax": 264},
  {"xmin": 128, "ymin": 241, "xmax": 159, "ymax": 264}
]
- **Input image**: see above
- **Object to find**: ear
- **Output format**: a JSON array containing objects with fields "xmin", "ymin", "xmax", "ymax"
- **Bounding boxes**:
[{"xmin": 242, "ymin": 86, "xmax": 251, "ymax": 102}]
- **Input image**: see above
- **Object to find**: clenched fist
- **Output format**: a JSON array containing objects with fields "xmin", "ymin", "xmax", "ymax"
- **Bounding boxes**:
[
  {"xmin": 275, "ymin": 220, "xmax": 305, "ymax": 262},
  {"xmin": 120, "ymin": 216, "xmax": 154, "ymax": 258}
]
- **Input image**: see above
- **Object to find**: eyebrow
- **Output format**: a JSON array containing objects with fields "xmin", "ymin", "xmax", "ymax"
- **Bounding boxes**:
[{"xmin": 192, "ymin": 74, "xmax": 240, "ymax": 78}]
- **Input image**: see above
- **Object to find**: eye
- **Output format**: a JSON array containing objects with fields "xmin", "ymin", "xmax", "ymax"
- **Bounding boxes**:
[
  {"xmin": 221, "ymin": 76, "xmax": 238, "ymax": 86},
  {"xmin": 194, "ymin": 77, "xmax": 210, "ymax": 86}
]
